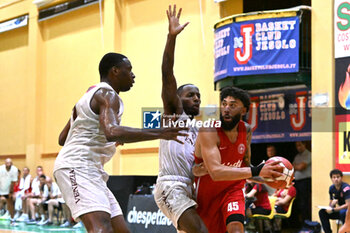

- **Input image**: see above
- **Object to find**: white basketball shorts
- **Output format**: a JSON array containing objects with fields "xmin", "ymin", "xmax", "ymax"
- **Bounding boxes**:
[
  {"xmin": 54, "ymin": 167, "xmax": 122, "ymax": 221},
  {"xmin": 154, "ymin": 176, "xmax": 197, "ymax": 229}
]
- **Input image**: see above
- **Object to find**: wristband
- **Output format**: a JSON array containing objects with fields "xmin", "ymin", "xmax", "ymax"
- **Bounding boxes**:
[{"xmin": 250, "ymin": 163, "xmax": 264, "ymax": 177}]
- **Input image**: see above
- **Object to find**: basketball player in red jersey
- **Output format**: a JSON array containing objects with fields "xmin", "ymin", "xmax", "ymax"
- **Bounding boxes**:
[{"xmin": 194, "ymin": 86, "xmax": 282, "ymax": 233}]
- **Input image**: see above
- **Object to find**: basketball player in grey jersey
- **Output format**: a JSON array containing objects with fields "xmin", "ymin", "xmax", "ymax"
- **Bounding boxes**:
[
  {"xmin": 154, "ymin": 5, "xmax": 208, "ymax": 233},
  {"xmin": 55, "ymin": 53, "xmax": 188, "ymax": 233}
]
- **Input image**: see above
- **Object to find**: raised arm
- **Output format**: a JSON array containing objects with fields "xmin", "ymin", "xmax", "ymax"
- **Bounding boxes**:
[
  {"xmin": 95, "ymin": 88, "xmax": 187, "ymax": 144},
  {"xmin": 161, "ymin": 5, "xmax": 189, "ymax": 115}
]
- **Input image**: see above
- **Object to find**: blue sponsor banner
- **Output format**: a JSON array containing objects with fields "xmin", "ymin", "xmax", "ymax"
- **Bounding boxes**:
[
  {"xmin": 214, "ymin": 16, "xmax": 299, "ymax": 81},
  {"xmin": 247, "ymin": 87, "xmax": 310, "ymax": 143}
]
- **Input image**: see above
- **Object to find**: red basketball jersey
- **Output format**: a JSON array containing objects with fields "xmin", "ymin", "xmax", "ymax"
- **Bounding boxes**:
[{"xmin": 194, "ymin": 121, "xmax": 248, "ymax": 233}]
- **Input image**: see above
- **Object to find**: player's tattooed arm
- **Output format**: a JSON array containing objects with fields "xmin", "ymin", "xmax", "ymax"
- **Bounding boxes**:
[{"xmin": 243, "ymin": 123, "xmax": 252, "ymax": 167}]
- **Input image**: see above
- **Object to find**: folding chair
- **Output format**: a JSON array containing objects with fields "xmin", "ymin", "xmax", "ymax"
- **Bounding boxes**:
[
  {"xmin": 274, "ymin": 197, "xmax": 295, "ymax": 230},
  {"xmin": 274, "ymin": 197, "xmax": 295, "ymax": 218},
  {"xmin": 251, "ymin": 196, "xmax": 276, "ymax": 233}
]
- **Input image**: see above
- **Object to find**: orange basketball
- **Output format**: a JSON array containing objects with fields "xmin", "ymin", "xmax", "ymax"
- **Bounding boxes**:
[{"xmin": 264, "ymin": 156, "xmax": 294, "ymax": 189}]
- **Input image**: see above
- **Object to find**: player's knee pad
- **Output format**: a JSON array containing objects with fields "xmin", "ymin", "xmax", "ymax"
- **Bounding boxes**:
[{"xmin": 226, "ymin": 214, "xmax": 245, "ymax": 225}]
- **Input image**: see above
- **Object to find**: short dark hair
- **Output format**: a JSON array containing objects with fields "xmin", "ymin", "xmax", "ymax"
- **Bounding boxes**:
[
  {"xmin": 330, "ymin": 169, "xmax": 343, "ymax": 178},
  {"xmin": 177, "ymin": 84, "xmax": 195, "ymax": 96},
  {"xmin": 99, "ymin": 52, "xmax": 127, "ymax": 80},
  {"xmin": 36, "ymin": 165, "xmax": 43, "ymax": 170},
  {"xmin": 220, "ymin": 86, "xmax": 251, "ymax": 110},
  {"xmin": 39, "ymin": 174, "xmax": 46, "ymax": 180}
]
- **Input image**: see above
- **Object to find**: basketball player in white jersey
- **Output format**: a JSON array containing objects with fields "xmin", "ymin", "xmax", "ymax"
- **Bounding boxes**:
[
  {"xmin": 54, "ymin": 53, "xmax": 188, "ymax": 233},
  {"xmin": 154, "ymin": 5, "xmax": 208, "ymax": 233}
]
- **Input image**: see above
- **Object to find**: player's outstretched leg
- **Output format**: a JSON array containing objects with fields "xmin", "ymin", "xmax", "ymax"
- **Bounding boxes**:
[{"xmin": 177, "ymin": 207, "xmax": 208, "ymax": 233}]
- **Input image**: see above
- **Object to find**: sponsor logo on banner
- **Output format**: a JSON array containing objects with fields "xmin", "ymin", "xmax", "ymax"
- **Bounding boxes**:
[
  {"xmin": 335, "ymin": 115, "xmax": 350, "ymax": 171},
  {"xmin": 334, "ymin": 0, "xmax": 350, "ymax": 58},
  {"xmin": 246, "ymin": 87, "xmax": 311, "ymax": 143},
  {"xmin": 338, "ymin": 63, "xmax": 350, "ymax": 110},
  {"xmin": 335, "ymin": 48, "xmax": 350, "ymax": 171},
  {"xmin": 126, "ymin": 195, "xmax": 176, "ymax": 233},
  {"xmin": 214, "ymin": 16, "xmax": 299, "ymax": 81},
  {"xmin": 335, "ymin": 57, "xmax": 350, "ymax": 115},
  {"xmin": 290, "ymin": 91, "xmax": 308, "ymax": 131},
  {"xmin": 127, "ymin": 206, "xmax": 172, "ymax": 229},
  {"xmin": 0, "ymin": 15, "xmax": 28, "ymax": 34}
]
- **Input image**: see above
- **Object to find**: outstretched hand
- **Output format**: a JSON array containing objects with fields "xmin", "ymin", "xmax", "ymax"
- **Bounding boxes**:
[
  {"xmin": 167, "ymin": 4, "xmax": 189, "ymax": 36},
  {"xmin": 161, "ymin": 127, "xmax": 189, "ymax": 144}
]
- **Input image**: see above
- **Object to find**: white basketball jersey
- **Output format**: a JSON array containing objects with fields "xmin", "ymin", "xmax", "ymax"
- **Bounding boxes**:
[
  {"xmin": 54, "ymin": 82, "xmax": 123, "ymax": 172},
  {"xmin": 158, "ymin": 112, "xmax": 198, "ymax": 181}
]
